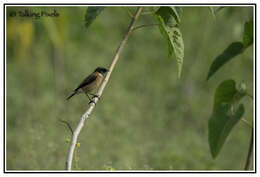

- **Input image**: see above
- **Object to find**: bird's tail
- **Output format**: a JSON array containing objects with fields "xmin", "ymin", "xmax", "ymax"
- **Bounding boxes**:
[{"xmin": 66, "ymin": 92, "xmax": 76, "ymax": 100}]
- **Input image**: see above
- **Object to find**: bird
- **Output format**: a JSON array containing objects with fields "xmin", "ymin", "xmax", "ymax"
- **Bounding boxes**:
[{"xmin": 66, "ymin": 67, "xmax": 109, "ymax": 102}]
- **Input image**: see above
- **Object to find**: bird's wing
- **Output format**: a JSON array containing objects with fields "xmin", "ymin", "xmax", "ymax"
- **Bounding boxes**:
[{"xmin": 74, "ymin": 74, "xmax": 97, "ymax": 91}]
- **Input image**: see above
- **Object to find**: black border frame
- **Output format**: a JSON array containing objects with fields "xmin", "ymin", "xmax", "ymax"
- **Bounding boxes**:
[{"xmin": 3, "ymin": 3, "xmax": 257, "ymax": 173}]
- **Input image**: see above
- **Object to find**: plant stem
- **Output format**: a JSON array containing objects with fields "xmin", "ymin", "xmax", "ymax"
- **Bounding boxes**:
[
  {"xmin": 65, "ymin": 7, "xmax": 143, "ymax": 170},
  {"xmin": 244, "ymin": 130, "xmax": 254, "ymax": 170}
]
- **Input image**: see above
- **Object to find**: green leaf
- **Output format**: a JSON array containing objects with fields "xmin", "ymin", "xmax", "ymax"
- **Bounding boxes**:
[
  {"xmin": 209, "ymin": 79, "xmax": 246, "ymax": 158},
  {"xmin": 171, "ymin": 7, "xmax": 183, "ymax": 24},
  {"xmin": 209, "ymin": 103, "xmax": 244, "ymax": 158},
  {"xmin": 214, "ymin": 80, "xmax": 237, "ymax": 109},
  {"xmin": 243, "ymin": 19, "xmax": 253, "ymax": 48},
  {"xmin": 207, "ymin": 42, "xmax": 244, "ymax": 80},
  {"xmin": 214, "ymin": 80, "xmax": 246, "ymax": 107},
  {"xmin": 85, "ymin": 7, "xmax": 105, "ymax": 28},
  {"xmin": 154, "ymin": 7, "xmax": 184, "ymax": 78}
]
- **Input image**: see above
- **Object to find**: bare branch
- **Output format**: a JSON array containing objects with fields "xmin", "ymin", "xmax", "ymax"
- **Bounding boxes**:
[{"xmin": 65, "ymin": 7, "xmax": 143, "ymax": 170}]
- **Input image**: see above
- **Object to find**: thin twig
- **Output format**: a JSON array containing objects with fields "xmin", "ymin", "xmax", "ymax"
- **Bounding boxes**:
[
  {"xmin": 65, "ymin": 7, "xmax": 143, "ymax": 170},
  {"xmin": 244, "ymin": 130, "xmax": 254, "ymax": 170},
  {"xmin": 59, "ymin": 119, "xmax": 73, "ymax": 135},
  {"xmin": 133, "ymin": 24, "xmax": 158, "ymax": 31}
]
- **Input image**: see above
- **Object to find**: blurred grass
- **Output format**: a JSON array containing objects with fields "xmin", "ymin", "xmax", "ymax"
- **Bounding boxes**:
[{"xmin": 6, "ymin": 6, "xmax": 253, "ymax": 170}]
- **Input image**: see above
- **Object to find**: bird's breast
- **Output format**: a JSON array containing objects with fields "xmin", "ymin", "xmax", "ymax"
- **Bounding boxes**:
[{"xmin": 83, "ymin": 73, "xmax": 103, "ymax": 92}]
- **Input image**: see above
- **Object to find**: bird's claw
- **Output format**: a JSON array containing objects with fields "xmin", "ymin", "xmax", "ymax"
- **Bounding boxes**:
[
  {"xmin": 88, "ymin": 99, "xmax": 96, "ymax": 105},
  {"xmin": 88, "ymin": 94, "xmax": 100, "ymax": 104},
  {"xmin": 91, "ymin": 94, "xmax": 100, "ymax": 100}
]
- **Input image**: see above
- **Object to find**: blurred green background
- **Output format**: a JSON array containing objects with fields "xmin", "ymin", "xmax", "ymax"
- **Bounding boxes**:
[{"xmin": 6, "ymin": 6, "xmax": 253, "ymax": 170}]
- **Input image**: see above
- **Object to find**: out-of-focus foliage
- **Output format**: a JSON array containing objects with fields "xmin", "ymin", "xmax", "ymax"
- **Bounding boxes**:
[{"xmin": 6, "ymin": 6, "xmax": 253, "ymax": 170}]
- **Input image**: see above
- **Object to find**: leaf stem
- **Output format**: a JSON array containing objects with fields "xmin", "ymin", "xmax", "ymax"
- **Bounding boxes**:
[{"xmin": 133, "ymin": 24, "xmax": 158, "ymax": 31}]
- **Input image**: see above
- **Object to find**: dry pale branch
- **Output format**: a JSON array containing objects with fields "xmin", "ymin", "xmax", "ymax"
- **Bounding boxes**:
[{"xmin": 65, "ymin": 7, "xmax": 143, "ymax": 170}]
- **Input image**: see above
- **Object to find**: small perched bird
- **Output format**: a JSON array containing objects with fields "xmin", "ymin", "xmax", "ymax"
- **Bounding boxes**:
[{"xmin": 66, "ymin": 67, "xmax": 109, "ymax": 102}]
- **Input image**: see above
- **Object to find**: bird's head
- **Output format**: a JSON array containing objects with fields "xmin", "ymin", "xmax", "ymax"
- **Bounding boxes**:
[{"xmin": 94, "ymin": 67, "xmax": 109, "ymax": 75}]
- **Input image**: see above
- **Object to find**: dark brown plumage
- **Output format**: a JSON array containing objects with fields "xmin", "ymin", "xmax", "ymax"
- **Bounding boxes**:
[{"xmin": 66, "ymin": 67, "xmax": 108, "ymax": 101}]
